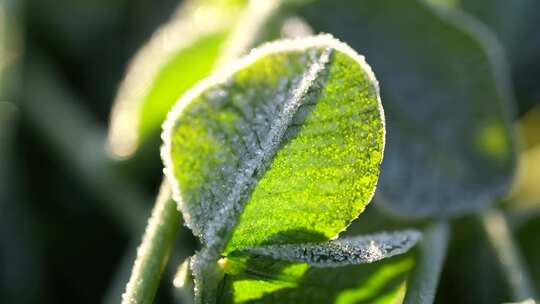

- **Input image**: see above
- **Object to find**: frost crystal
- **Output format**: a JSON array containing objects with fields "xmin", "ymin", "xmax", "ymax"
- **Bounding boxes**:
[{"xmin": 243, "ymin": 230, "xmax": 421, "ymax": 267}]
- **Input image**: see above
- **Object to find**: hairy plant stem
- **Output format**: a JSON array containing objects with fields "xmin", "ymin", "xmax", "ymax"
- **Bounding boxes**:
[
  {"xmin": 480, "ymin": 209, "xmax": 538, "ymax": 301},
  {"xmin": 404, "ymin": 221, "xmax": 450, "ymax": 304},
  {"xmin": 122, "ymin": 180, "xmax": 180, "ymax": 304}
]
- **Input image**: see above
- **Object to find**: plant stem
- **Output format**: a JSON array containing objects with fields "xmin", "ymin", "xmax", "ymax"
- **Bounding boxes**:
[
  {"xmin": 480, "ymin": 209, "xmax": 538, "ymax": 301},
  {"xmin": 122, "ymin": 180, "xmax": 180, "ymax": 304},
  {"xmin": 21, "ymin": 58, "xmax": 150, "ymax": 233},
  {"xmin": 404, "ymin": 221, "xmax": 450, "ymax": 304}
]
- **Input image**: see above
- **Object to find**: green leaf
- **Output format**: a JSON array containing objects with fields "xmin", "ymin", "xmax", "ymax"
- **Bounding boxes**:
[
  {"xmin": 236, "ymin": 230, "xmax": 421, "ymax": 267},
  {"xmin": 108, "ymin": 0, "xmax": 291, "ymax": 160},
  {"xmin": 289, "ymin": 0, "xmax": 516, "ymax": 218},
  {"xmin": 459, "ymin": 0, "xmax": 540, "ymax": 115},
  {"xmin": 161, "ymin": 34, "xmax": 385, "ymax": 301},
  {"xmin": 108, "ymin": 0, "xmax": 248, "ymax": 158},
  {"xmin": 218, "ymin": 250, "xmax": 415, "ymax": 304}
]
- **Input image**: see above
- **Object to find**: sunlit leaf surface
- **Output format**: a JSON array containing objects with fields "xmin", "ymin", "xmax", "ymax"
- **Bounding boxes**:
[
  {"xmin": 289, "ymin": 0, "xmax": 516, "ymax": 218},
  {"xmin": 161, "ymin": 34, "xmax": 386, "ymax": 301},
  {"xmin": 219, "ymin": 251, "xmax": 415, "ymax": 304}
]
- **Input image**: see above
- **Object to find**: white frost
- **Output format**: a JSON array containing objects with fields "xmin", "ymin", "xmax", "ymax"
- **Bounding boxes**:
[{"xmin": 243, "ymin": 230, "xmax": 421, "ymax": 267}]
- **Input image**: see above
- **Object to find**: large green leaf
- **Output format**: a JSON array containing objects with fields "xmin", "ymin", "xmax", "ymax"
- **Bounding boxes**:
[
  {"xmin": 108, "ymin": 0, "xmax": 248, "ymax": 158},
  {"xmin": 289, "ymin": 0, "xmax": 516, "ymax": 218},
  {"xmin": 161, "ymin": 34, "xmax": 386, "ymax": 301},
  {"xmin": 459, "ymin": 0, "xmax": 540, "ymax": 115}
]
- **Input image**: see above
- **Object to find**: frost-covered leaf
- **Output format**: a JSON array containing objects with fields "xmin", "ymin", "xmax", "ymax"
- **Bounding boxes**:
[
  {"xmin": 459, "ymin": 0, "xmax": 540, "ymax": 115},
  {"xmin": 108, "ymin": 0, "xmax": 247, "ymax": 158},
  {"xmin": 289, "ymin": 0, "xmax": 516, "ymax": 218},
  {"xmin": 161, "ymin": 34, "xmax": 385, "ymax": 301},
  {"xmin": 218, "ymin": 251, "xmax": 415, "ymax": 304},
  {"xmin": 237, "ymin": 230, "xmax": 421, "ymax": 267},
  {"xmin": 162, "ymin": 34, "xmax": 384, "ymax": 249}
]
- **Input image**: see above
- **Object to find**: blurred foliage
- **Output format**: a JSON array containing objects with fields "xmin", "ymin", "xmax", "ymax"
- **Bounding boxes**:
[
  {"xmin": 460, "ymin": 0, "xmax": 540, "ymax": 115},
  {"xmin": 1, "ymin": 0, "xmax": 540, "ymax": 303}
]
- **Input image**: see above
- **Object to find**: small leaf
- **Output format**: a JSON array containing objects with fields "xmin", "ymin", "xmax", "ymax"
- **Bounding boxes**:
[
  {"xmin": 161, "ymin": 34, "xmax": 385, "ymax": 301},
  {"xmin": 218, "ymin": 252, "xmax": 415, "ymax": 304},
  {"xmin": 108, "ymin": 0, "xmax": 247, "ymax": 158},
  {"xmin": 236, "ymin": 230, "xmax": 421, "ymax": 267},
  {"xmin": 289, "ymin": 0, "xmax": 517, "ymax": 218}
]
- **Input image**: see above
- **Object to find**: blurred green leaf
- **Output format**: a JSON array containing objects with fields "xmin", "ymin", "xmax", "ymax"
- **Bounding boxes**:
[
  {"xmin": 509, "ymin": 144, "xmax": 540, "ymax": 209},
  {"xmin": 109, "ymin": 0, "xmax": 248, "ymax": 159},
  {"xmin": 459, "ymin": 0, "xmax": 540, "ymax": 115},
  {"xmin": 161, "ymin": 34, "xmax": 385, "ymax": 302},
  {"xmin": 289, "ymin": 0, "xmax": 516, "ymax": 218},
  {"xmin": 507, "ymin": 105, "xmax": 540, "ymax": 210}
]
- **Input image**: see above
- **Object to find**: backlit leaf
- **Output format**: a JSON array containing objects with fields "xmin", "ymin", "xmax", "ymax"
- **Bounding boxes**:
[
  {"xmin": 289, "ymin": 0, "xmax": 517, "ymax": 218},
  {"xmin": 218, "ymin": 251, "xmax": 415, "ymax": 304},
  {"xmin": 161, "ymin": 34, "xmax": 385, "ymax": 301},
  {"xmin": 108, "ymin": 0, "xmax": 248, "ymax": 158}
]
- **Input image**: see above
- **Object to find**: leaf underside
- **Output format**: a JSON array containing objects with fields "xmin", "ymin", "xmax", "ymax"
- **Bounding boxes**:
[
  {"xmin": 238, "ymin": 230, "xmax": 421, "ymax": 267},
  {"xmin": 289, "ymin": 0, "xmax": 516, "ymax": 218}
]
